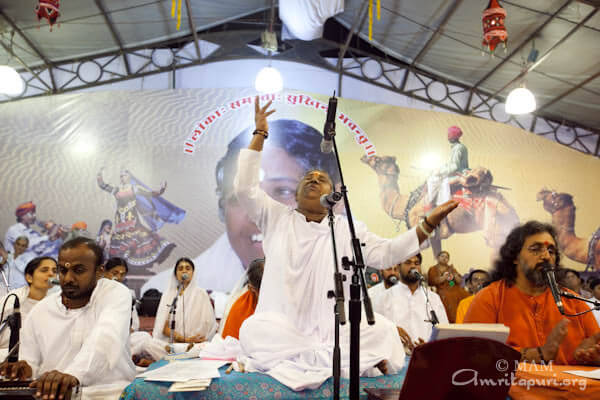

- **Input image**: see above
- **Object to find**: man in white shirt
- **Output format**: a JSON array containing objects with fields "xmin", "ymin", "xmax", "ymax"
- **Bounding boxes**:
[
  {"xmin": 375, "ymin": 253, "xmax": 448, "ymax": 352},
  {"xmin": 233, "ymin": 97, "xmax": 458, "ymax": 390},
  {"xmin": 368, "ymin": 263, "xmax": 400, "ymax": 313},
  {"xmin": 0, "ymin": 237, "xmax": 135, "ymax": 399}
]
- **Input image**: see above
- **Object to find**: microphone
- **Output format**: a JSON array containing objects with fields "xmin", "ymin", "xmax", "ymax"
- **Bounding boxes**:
[
  {"xmin": 542, "ymin": 262, "xmax": 564, "ymax": 314},
  {"xmin": 47, "ymin": 277, "xmax": 60, "ymax": 286},
  {"xmin": 388, "ymin": 275, "xmax": 398, "ymax": 285},
  {"xmin": 177, "ymin": 273, "xmax": 190, "ymax": 291},
  {"xmin": 409, "ymin": 269, "xmax": 426, "ymax": 283},
  {"xmin": 321, "ymin": 94, "xmax": 337, "ymax": 153},
  {"xmin": 8, "ymin": 297, "xmax": 20, "ymax": 362},
  {"xmin": 320, "ymin": 192, "xmax": 342, "ymax": 209}
]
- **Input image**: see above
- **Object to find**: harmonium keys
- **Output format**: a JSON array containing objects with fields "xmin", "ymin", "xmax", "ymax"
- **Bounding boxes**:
[{"xmin": 0, "ymin": 380, "xmax": 82, "ymax": 399}]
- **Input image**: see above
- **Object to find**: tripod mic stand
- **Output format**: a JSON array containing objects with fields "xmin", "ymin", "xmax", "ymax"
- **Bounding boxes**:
[
  {"xmin": 325, "ymin": 205, "xmax": 346, "ymax": 400},
  {"xmin": 324, "ymin": 93, "xmax": 375, "ymax": 400}
]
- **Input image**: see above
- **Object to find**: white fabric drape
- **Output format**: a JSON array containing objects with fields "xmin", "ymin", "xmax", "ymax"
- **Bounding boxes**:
[
  {"xmin": 279, "ymin": 0, "xmax": 344, "ymax": 40},
  {"xmin": 152, "ymin": 271, "xmax": 217, "ymax": 343}
]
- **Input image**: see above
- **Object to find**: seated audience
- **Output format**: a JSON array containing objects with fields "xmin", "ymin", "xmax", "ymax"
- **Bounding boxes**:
[
  {"xmin": 0, "ymin": 257, "xmax": 57, "ymax": 349},
  {"xmin": 465, "ymin": 221, "xmax": 600, "ymax": 365},
  {"xmin": 368, "ymin": 262, "xmax": 401, "ymax": 313},
  {"xmin": 591, "ymin": 278, "xmax": 600, "ymax": 302},
  {"xmin": 427, "ymin": 250, "xmax": 469, "ymax": 322},
  {"xmin": 375, "ymin": 254, "xmax": 448, "ymax": 352},
  {"xmin": 222, "ymin": 258, "xmax": 264, "ymax": 339},
  {"xmin": 455, "ymin": 269, "xmax": 490, "ymax": 323},
  {"xmin": 103, "ymin": 257, "xmax": 139, "ymax": 331},
  {"xmin": 0, "ymin": 237, "xmax": 135, "ymax": 399},
  {"xmin": 152, "ymin": 258, "xmax": 217, "ymax": 344},
  {"xmin": 559, "ymin": 268, "xmax": 592, "ymax": 298},
  {"xmin": 588, "ymin": 278, "xmax": 600, "ymax": 326}
]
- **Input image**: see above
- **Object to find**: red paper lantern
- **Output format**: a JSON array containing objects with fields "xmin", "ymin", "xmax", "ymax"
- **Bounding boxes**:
[
  {"xmin": 35, "ymin": 0, "xmax": 61, "ymax": 31},
  {"xmin": 482, "ymin": 0, "xmax": 507, "ymax": 53}
]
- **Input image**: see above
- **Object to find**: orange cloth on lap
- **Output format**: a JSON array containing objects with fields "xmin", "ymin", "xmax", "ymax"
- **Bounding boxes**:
[
  {"xmin": 464, "ymin": 280, "xmax": 599, "ymax": 365},
  {"xmin": 221, "ymin": 290, "xmax": 257, "ymax": 340}
]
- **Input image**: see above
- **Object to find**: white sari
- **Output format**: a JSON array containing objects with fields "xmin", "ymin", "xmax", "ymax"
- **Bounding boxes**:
[{"xmin": 152, "ymin": 272, "xmax": 217, "ymax": 343}]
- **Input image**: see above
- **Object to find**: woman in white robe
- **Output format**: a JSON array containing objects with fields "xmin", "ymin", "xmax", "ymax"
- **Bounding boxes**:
[
  {"xmin": 0, "ymin": 256, "xmax": 57, "ymax": 349},
  {"xmin": 152, "ymin": 258, "xmax": 217, "ymax": 344}
]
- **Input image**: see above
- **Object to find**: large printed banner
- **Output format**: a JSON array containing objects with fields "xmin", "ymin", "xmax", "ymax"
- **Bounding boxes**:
[{"xmin": 1, "ymin": 88, "xmax": 599, "ymax": 294}]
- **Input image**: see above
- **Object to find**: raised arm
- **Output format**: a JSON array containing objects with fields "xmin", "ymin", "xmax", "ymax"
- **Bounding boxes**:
[
  {"xmin": 361, "ymin": 200, "xmax": 459, "ymax": 268},
  {"xmin": 96, "ymin": 168, "xmax": 116, "ymax": 194},
  {"xmin": 233, "ymin": 96, "xmax": 284, "ymax": 232}
]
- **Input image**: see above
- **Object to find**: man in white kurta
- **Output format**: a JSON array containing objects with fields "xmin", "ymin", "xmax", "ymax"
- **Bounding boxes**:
[
  {"xmin": 375, "ymin": 255, "xmax": 448, "ymax": 345},
  {"xmin": 20, "ymin": 279, "xmax": 135, "ymax": 395},
  {"xmin": 231, "ymin": 97, "xmax": 457, "ymax": 391},
  {"xmin": 4, "ymin": 238, "xmax": 135, "ymax": 400},
  {"xmin": 368, "ymin": 264, "xmax": 401, "ymax": 314},
  {"xmin": 235, "ymin": 148, "xmax": 418, "ymax": 390}
]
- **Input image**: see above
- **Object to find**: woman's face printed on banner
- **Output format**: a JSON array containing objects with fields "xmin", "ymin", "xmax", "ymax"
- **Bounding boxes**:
[{"xmin": 223, "ymin": 145, "xmax": 305, "ymax": 269}]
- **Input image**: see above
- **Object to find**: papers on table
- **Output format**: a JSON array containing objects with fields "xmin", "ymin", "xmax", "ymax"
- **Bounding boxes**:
[
  {"xmin": 137, "ymin": 359, "xmax": 227, "ymax": 383},
  {"xmin": 564, "ymin": 368, "xmax": 600, "ymax": 380},
  {"xmin": 169, "ymin": 379, "xmax": 211, "ymax": 392}
]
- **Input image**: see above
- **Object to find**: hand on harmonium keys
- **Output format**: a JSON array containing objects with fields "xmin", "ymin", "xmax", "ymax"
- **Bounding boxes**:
[
  {"xmin": 0, "ymin": 360, "xmax": 32, "ymax": 380},
  {"xmin": 1, "ymin": 361, "xmax": 80, "ymax": 400},
  {"xmin": 31, "ymin": 370, "xmax": 80, "ymax": 400}
]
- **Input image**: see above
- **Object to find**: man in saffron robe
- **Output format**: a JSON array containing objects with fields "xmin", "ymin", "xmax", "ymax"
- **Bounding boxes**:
[
  {"xmin": 465, "ymin": 221, "xmax": 600, "ymax": 365},
  {"xmin": 222, "ymin": 258, "xmax": 264, "ymax": 340}
]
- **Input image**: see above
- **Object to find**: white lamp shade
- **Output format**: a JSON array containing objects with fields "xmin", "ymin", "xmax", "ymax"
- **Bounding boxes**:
[
  {"xmin": 0, "ymin": 65, "xmax": 24, "ymax": 96},
  {"xmin": 254, "ymin": 66, "xmax": 283, "ymax": 93},
  {"xmin": 505, "ymin": 87, "xmax": 536, "ymax": 115}
]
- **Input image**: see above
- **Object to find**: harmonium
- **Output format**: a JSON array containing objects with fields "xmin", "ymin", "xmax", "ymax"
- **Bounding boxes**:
[{"xmin": 0, "ymin": 380, "xmax": 81, "ymax": 399}]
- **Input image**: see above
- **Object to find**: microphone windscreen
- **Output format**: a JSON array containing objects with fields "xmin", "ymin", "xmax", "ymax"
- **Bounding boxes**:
[
  {"xmin": 182, "ymin": 273, "xmax": 189, "ymax": 281},
  {"xmin": 48, "ymin": 277, "xmax": 60, "ymax": 285},
  {"xmin": 388, "ymin": 275, "xmax": 398, "ymax": 284}
]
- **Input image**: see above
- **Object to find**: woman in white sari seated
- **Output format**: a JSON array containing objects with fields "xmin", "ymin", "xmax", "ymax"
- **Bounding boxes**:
[
  {"xmin": 133, "ymin": 258, "xmax": 217, "ymax": 366},
  {"xmin": 153, "ymin": 257, "xmax": 217, "ymax": 344},
  {"xmin": 0, "ymin": 256, "xmax": 57, "ymax": 350}
]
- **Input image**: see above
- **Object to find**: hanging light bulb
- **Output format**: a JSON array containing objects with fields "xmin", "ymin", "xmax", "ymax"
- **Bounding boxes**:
[
  {"xmin": 0, "ymin": 65, "xmax": 24, "ymax": 96},
  {"xmin": 254, "ymin": 66, "xmax": 283, "ymax": 93},
  {"xmin": 505, "ymin": 84, "xmax": 536, "ymax": 115}
]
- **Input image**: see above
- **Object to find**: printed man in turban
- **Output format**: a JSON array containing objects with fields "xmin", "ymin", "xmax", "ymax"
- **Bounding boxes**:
[{"xmin": 427, "ymin": 126, "xmax": 469, "ymax": 208}]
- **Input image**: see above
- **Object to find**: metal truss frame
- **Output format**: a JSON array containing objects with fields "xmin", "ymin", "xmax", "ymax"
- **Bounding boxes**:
[{"xmin": 2, "ymin": 29, "xmax": 598, "ymax": 158}]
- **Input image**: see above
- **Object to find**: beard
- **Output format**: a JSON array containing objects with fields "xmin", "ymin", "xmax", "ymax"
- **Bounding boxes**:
[
  {"xmin": 519, "ymin": 261, "xmax": 547, "ymax": 288},
  {"xmin": 62, "ymin": 283, "xmax": 95, "ymax": 300},
  {"xmin": 384, "ymin": 275, "xmax": 398, "ymax": 286},
  {"xmin": 401, "ymin": 270, "xmax": 420, "ymax": 284}
]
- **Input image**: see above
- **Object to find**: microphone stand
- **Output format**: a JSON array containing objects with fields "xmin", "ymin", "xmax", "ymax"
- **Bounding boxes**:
[
  {"xmin": 418, "ymin": 278, "xmax": 439, "ymax": 326},
  {"xmin": 326, "ymin": 206, "xmax": 346, "ymax": 400},
  {"xmin": 559, "ymin": 291, "xmax": 600, "ymax": 315},
  {"xmin": 327, "ymin": 104, "xmax": 375, "ymax": 400},
  {"xmin": 168, "ymin": 287, "xmax": 181, "ymax": 353}
]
